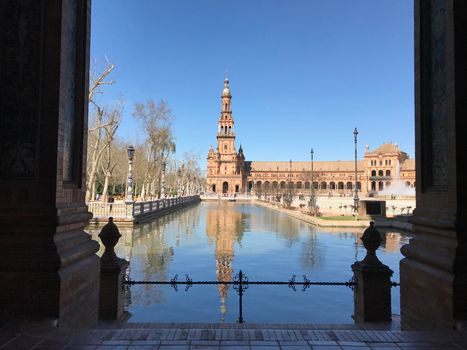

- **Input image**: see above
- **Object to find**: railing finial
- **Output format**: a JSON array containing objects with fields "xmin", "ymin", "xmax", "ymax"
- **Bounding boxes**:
[{"xmin": 99, "ymin": 216, "xmax": 122, "ymax": 261}]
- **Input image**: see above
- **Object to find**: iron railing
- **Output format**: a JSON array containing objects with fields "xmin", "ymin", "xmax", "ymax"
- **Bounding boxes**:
[{"xmin": 123, "ymin": 269, "xmax": 400, "ymax": 323}]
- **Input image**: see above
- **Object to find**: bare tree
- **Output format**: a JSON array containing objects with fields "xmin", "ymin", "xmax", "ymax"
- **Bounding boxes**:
[
  {"xmin": 86, "ymin": 59, "xmax": 121, "ymax": 202},
  {"xmin": 99, "ymin": 105, "xmax": 122, "ymax": 201},
  {"xmin": 133, "ymin": 99, "xmax": 175, "ymax": 200}
]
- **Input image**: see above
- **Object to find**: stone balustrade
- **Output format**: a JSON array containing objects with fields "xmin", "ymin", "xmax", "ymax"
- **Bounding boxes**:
[{"xmin": 88, "ymin": 195, "xmax": 200, "ymax": 223}]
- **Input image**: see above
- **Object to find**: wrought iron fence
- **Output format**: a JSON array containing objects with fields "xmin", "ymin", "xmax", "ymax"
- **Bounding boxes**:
[{"xmin": 123, "ymin": 269, "xmax": 400, "ymax": 323}]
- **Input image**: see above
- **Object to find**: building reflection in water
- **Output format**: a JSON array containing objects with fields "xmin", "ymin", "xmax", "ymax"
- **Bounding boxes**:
[
  {"xmin": 205, "ymin": 203, "xmax": 245, "ymax": 321},
  {"xmin": 203, "ymin": 202, "xmax": 326, "ymax": 321}
]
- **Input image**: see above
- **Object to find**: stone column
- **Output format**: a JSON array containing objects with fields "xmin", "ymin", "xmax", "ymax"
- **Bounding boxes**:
[
  {"xmin": 0, "ymin": 0, "xmax": 100, "ymax": 328},
  {"xmin": 400, "ymin": 0, "xmax": 467, "ymax": 330},
  {"xmin": 352, "ymin": 222, "xmax": 393, "ymax": 323},
  {"xmin": 98, "ymin": 218, "xmax": 129, "ymax": 320}
]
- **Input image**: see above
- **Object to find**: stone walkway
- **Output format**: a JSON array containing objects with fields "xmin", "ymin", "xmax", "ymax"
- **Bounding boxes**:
[{"xmin": 1, "ymin": 322, "xmax": 466, "ymax": 350}]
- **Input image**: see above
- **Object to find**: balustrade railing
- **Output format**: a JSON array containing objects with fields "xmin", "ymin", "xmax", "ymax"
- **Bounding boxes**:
[
  {"xmin": 88, "ymin": 195, "xmax": 199, "ymax": 221},
  {"xmin": 87, "ymin": 201, "xmax": 128, "ymax": 218}
]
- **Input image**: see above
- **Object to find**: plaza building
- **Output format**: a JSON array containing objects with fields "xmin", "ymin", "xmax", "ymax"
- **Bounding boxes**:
[{"xmin": 206, "ymin": 79, "xmax": 416, "ymax": 196}]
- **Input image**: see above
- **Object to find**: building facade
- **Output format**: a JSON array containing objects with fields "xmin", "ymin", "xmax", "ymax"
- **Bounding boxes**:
[{"xmin": 206, "ymin": 79, "xmax": 415, "ymax": 196}]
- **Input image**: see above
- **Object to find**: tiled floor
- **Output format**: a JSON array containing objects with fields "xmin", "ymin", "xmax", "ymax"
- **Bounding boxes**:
[{"xmin": 1, "ymin": 322, "xmax": 466, "ymax": 350}]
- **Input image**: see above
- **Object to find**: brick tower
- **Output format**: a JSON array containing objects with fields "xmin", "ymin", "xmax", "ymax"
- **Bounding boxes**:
[{"xmin": 206, "ymin": 78, "xmax": 245, "ymax": 194}]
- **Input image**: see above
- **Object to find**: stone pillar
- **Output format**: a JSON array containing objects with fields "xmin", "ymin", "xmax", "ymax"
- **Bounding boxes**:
[
  {"xmin": 98, "ymin": 218, "xmax": 129, "ymax": 320},
  {"xmin": 352, "ymin": 222, "xmax": 393, "ymax": 323},
  {"xmin": 400, "ymin": 0, "xmax": 467, "ymax": 330},
  {"xmin": 0, "ymin": 1, "xmax": 100, "ymax": 328}
]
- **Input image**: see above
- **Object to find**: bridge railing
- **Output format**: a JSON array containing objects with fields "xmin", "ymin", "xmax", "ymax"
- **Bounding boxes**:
[
  {"xmin": 87, "ymin": 201, "xmax": 128, "ymax": 218},
  {"xmin": 88, "ymin": 195, "xmax": 200, "ymax": 222}
]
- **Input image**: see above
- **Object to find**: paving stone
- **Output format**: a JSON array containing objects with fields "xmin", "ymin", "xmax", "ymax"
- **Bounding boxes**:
[
  {"xmin": 130, "ymin": 340, "xmax": 161, "ymax": 345},
  {"xmin": 251, "ymin": 340, "xmax": 280, "ymax": 345},
  {"xmin": 32, "ymin": 339, "xmax": 71, "ymax": 349},
  {"xmin": 95, "ymin": 346, "xmax": 129, "ymax": 350},
  {"xmin": 279, "ymin": 340, "xmax": 309, "ymax": 345},
  {"xmin": 1, "ymin": 334, "xmax": 43, "ymax": 350},
  {"xmin": 220, "ymin": 341, "xmax": 249, "ymax": 345},
  {"xmin": 101, "ymin": 340, "xmax": 132, "ymax": 346},
  {"xmin": 281, "ymin": 345, "xmax": 312, "ymax": 350},
  {"xmin": 366, "ymin": 343, "xmax": 398, "ymax": 349},
  {"xmin": 308, "ymin": 341, "xmax": 339, "ymax": 346},
  {"xmin": 190, "ymin": 344, "xmax": 220, "ymax": 350},
  {"xmin": 158, "ymin": 345, "xmax": 190, "ymax": 350},
  {"xmin": 160, "ymin": 340, "xmax": 190, "ymax": 345},
  {"xmin": 338, "ymin": 341, "xmax": 367, "ymax": 346}
]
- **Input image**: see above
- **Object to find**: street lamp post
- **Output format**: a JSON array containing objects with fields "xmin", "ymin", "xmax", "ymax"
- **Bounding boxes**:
[
  {"xmin": 160, "ymin": 161, "xmax": 166, "ymax": 198},
  {"xmin": 177, "ymin": 168, "xmax": 182, "ymax": 197},
  {"xmin": 125, "ymin": 145, "xmax": 135, "ymax": 203},
  {"xmin": 289, "ymin": 159, "xmax": 292, "ymax": 194},
  {"xmin": 310, "ymin": 148, "xmax": 315, "ymax": 214},
  {"xmin": 276, "ymin": 166, "xmax": 279, "ymax": 200},
  {"xmin": 353, "ymin": 128, "xmax": 359, "ymax": 219}
]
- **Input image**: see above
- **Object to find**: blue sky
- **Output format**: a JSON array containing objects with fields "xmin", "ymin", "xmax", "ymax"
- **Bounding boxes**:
[{"xmin": 90, "ymin": 0, "xmax": 414, "ymax": 169}]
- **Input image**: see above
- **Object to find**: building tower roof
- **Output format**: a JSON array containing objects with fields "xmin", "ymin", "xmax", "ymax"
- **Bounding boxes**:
[{"xmin": 222, "ymin": 78, "xmax": 231, "ymax": 97}]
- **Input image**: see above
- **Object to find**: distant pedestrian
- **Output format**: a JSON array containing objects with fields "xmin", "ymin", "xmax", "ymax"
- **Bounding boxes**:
[{"xmin": 108, "ymin": 195, "xmax": 114, "ymax": 212}]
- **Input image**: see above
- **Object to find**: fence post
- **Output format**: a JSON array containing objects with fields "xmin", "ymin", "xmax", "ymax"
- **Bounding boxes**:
[
  {"xmin": 98, "ymin": 217, "xmax": 129, "ymax": 320},
  {"xmin": 351, "ymin": 221, "xmax": 393, "ymax": 322},
  {"xmin": 125, "ymin": 201, "xmax": 134, "ymax": 219}
]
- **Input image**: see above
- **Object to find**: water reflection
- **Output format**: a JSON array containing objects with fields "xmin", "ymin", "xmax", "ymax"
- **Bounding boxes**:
[{"xmin": 85, "ymin": 202, "xmax": 412, "ymax": 323}]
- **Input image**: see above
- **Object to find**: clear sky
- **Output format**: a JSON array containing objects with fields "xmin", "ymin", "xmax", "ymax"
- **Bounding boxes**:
[{"xmin": 90, "ymin": 0, "xmax": 414, "ymax": 170}]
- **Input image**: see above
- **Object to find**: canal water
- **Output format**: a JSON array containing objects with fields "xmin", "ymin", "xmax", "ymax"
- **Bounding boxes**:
[{"xmin": 86, "ymin": 201, "xmax": 411, "ymax": 324}]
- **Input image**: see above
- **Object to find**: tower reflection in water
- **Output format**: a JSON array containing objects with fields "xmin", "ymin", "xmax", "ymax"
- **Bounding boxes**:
[{"xmin": 205, "ymin": 204, "xmax": 244, "ymax": 321}]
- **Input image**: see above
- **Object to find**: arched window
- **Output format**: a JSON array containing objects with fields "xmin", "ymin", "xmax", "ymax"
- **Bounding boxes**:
[
  {"xmin": 256, "ymin": 181, "xmax": 262, "ymax": 189},
  {"xmin": 313, "ymin": 182, "xmax": 319, "ymax": 189},
  {"xmin": 346, "ymin": 182, "xmax": 353, "ymax": 190},
  {"xmin": 329, "ymin": 182, "xmax": 336, "ymax": 190},
  {"xmin": 386, "ymin": 181, "xmax": 391, "ymax": 188},
  {"xmin": 371, "ymin": 181, "xmax": 376, "ymax": 191},
  {"xmin": 386, "ymin": 170, "xmax": 391, "ymax": 177},
  {"xmin": 389, "ymin": 160, "xmax": 392, "ymax": 166},
  {"xmin": 288, "ymin": 181, "xmax": 294, "ymax": 189},
  {"xmin": 371, "ymin": 170, "xmax": 376, "ymax": 176},
  {"xmin": 321, "ymin": 182, "xmax": 327, "ymax": 190},
  {"xmin": 338, "ymin": 182, "xmax": 344, "ymax": 190},
  {"xmin": 378, "ymin": 181, "xmax": 384, "ymax": 191},
  {"xmin": 296, "ymin": 182, "xmax": 302, "ymax": 189},
  {"xmin": 378, "ymin": 170, "xmax": 384, "ymax": 176},
  {"xmin": 304, "ymin": 181, "xmax": 310, "ymax": 189},
  {"xmin": 356, "ymin": 182, "xmax": 361, "ymax": 190},
  {"xmin": 272, "ymin": 181, "xmax": 278, "ymax": 189},
  {"xmin": 280, "ymin": 181, "xmax": 286, "ymax": 189},
  {"xmin": 385, "ymin": 160, "xmax": 387, "ymax": 166},
  {"xmin": 225, "ymin": 103, "xmax": 228, "ymax": 110}
]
